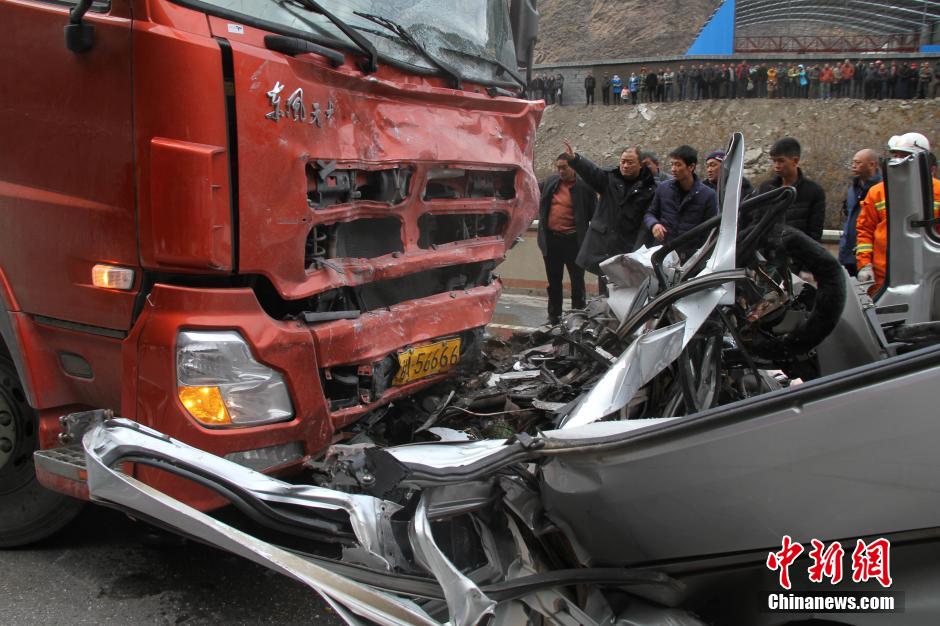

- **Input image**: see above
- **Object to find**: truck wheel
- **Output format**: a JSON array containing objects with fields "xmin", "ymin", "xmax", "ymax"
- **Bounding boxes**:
[{"xmin": 0, "ymin": 356, "xmax": 83, "ymax": 547}]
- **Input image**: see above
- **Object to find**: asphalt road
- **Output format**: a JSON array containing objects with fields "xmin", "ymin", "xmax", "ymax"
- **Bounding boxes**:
[{"xmin": 0, "ymin": 504, "xmax": 344, "ymax": 625}]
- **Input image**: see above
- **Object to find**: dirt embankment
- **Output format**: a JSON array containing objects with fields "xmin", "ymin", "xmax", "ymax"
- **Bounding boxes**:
[
  {"xmin": 534, "ymin": 98, "xmax": 940, "ymax": 229},
  {"xmin": 534, "ymin": 0, "xmax": 721, "ymax": 64}
]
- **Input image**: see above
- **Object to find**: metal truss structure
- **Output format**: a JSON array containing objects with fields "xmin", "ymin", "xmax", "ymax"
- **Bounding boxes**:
[{"xmin": 733, "ymin": 0, "xmax": 940, "ymax": 53}]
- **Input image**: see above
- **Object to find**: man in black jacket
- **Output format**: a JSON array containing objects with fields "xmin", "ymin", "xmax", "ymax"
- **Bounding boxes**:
[
  {"xmin": 644, "ymin": 69, "xmax": 659, "ymax": 103},
  {"xmin": 561, "ymin": 139, "xmax": 658, "ymax": 280},
  {"xmin": 538, "ymin": 154, "xmax": 598, "ymax": 323},
  {"xmin": 703, "ymin": 149, "xmax": 754, "ymax": 199},
  {"xmin": 702, "ymin": 63, "xmax": 717, "ymax": 99},
  {"xmin": 756, "ymin": 137, "xmax": 826, "ymax": 241},
  {"xmin": 584, "ymin": 72, "xmax": 596, "ymax": 105}
]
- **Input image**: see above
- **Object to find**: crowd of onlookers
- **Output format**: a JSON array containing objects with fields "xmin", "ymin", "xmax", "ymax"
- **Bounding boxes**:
[
  {"xmin": 531, "ymin": 73, "xmax": 567, "ymax": 104},
  {"xmin": 536, "ymin": 131, "xmax": 940, "ymax": 324},
  {"xmin": 530, "ymin": 59, "xmax": 940, "ymax": 105}
]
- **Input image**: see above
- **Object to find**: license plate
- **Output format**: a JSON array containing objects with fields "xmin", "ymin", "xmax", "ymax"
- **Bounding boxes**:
[{"xmin": 392, "ymin": 338, "xmax": 461, "ymax": 386}]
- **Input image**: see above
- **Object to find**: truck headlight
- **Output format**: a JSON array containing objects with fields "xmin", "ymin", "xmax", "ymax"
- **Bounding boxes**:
[{"xmin": 176, "ymin": 331, "xmax": 294, "ymax": 427}]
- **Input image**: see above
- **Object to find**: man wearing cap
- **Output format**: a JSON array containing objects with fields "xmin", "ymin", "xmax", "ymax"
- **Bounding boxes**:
[
  {"xmin": 703, "ymin": 150, "xmax": 754, "ymax": 199},
  {"xmin": 856, "ymin": 133, "xmax": 940, "ymax": 295}
]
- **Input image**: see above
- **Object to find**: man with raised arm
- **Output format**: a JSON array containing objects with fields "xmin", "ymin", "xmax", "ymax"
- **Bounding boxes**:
[{"xmin": 560, "ymin": 139, "xmax": 658, "ymax": 285}]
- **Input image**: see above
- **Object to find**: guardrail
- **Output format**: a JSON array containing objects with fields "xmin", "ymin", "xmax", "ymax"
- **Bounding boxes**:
[
  {"xmin": 501, "ymin": 222, "xmax": 843, "ymax": 295},
  {"xmin": 527, "ymin": 220, "xmax": 843, "ymax": 242}
]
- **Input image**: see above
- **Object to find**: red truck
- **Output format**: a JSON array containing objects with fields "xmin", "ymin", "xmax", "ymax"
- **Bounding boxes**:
[{"xmin": 0, "ymin": 0, "xmax": 541, "ymax": 546}]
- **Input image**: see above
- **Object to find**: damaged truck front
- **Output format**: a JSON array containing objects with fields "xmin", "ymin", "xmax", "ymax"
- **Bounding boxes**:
[{"xmin": 0, "ymin": 0, "xmax": 541, "ymax": 544}]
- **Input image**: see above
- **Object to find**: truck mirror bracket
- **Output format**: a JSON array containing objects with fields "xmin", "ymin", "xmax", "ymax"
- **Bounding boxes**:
[{"xmin": 64, "ymin": 0, "xmax": 95, "ymax": 54}]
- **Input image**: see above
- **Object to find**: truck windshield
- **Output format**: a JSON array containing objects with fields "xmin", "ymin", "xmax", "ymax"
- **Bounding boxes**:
[{"xmin": 184, "ymin": 0, "xmax": 518, "ymax": 87}]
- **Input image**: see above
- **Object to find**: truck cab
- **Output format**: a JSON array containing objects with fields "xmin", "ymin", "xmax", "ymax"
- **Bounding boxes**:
[{"xmin": 0, "ymin": 0, "xmax": 541, "ymax": 545}]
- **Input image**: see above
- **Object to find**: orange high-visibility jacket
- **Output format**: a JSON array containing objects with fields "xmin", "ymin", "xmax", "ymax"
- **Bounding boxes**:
[{"xmin": 856, "ymin": 177, "xmax": 940, "ymax": 293}]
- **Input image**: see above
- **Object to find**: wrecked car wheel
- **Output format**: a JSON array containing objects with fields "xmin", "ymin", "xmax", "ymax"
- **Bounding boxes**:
[{"xmin": 0, "ymin": 356, "xmax": 82, "ymax": 547}]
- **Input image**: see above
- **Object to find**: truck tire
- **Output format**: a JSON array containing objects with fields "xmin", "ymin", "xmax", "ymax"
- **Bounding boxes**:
[{"xmin": 0, "ymin": 356, "xmax": 83, "ymax": 547}]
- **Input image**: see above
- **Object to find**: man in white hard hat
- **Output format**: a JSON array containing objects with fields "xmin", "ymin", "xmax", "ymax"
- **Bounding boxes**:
[{"xmin": 856, "ymin": 132, "xmax": 940, "ymax": 295}]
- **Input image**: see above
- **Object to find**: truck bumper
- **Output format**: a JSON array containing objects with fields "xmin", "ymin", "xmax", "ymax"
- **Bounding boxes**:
[{"xmin": 43, "ymin": 281, "xmax": 499, "ymax": 509}]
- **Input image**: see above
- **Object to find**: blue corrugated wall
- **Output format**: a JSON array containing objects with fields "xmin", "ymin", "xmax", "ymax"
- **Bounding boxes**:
[{"xmin": 687, "ymin": 0, "xmax": 736, "ymax": 55}]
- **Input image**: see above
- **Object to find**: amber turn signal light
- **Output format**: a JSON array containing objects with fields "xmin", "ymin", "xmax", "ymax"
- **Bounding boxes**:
[
  {"xmin": 92, "ymin": 264, "xmax": 135, "ymax": 290},
  {"xmin": 178, "ymin": 386, "xmax": 232, "ymax": 425}
]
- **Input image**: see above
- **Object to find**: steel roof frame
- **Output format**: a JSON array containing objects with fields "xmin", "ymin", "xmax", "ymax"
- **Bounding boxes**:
[
  {"xmin": 737, "ymin": 0, "xmax": 940, "ymax": 34},
  {"xmin": 737, "ymin": 8, "xmax": 925, "ymax": 32},
  {"xmin": 736, "ymin": 16, "xmax": 910, "ymax": 35}
]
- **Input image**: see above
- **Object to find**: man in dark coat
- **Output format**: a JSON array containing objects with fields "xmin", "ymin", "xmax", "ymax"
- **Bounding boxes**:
[
  {"xmin": 690, "ymin": 64, "xmax": 702, "ymax": 100},
  {"xmin": 561, "ymin": 140, "xmax": 657, "ymax": 278},
  {"xmin": 703, "ymin": 63, "xmax": 717, "ymax": 99},
  {"xmin": 584, "ymin": 72, "xmax": 596, "ymax": 105},
  {"xmin": 538, "ymin": 154, "xmax": 597, "ymax": 323},
  {"xmin": 703, "ymin": 149, "xmax": 754, "ymax": 199},
  {"xmin": 601, "ymin": 74, "xmax": 611, "ymax": 105},
  {"xmin": 644, "ymin": 69, "xmax": 659, "ymax": 103},
  {"xmin": 644, "ymin": 145, "xmax": 718, "ymax": 259},
  {"xmin": 756, "ymin": 137, "xmax": 827, "ymax": 241},
  {"xmin": 838, "ymin": 148, "xmax": 880, "ymax": 276}
]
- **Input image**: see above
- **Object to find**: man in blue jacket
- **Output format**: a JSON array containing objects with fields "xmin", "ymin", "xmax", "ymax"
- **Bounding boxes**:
[
  {"xmin": 838, "ymin": 148, "xmax": 880, "ymax": 276},
  {"xmin": 644, "ymin": 145, "xmax": 718, "ymax": 260}
]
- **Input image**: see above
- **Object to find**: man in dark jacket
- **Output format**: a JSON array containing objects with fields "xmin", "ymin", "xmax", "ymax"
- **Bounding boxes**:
[
  {"xmin": 689, "ymin": 64, "xmax": 702, "ymax": 100},
  {"xmin": 601, "ymin": 74, "xmax": 611, "ymax": 105},
  {"xmin": 703, "ymin": 149, "xmax": 754, "ymax": 199},
  {"xmin": 584, "ymin": 72, "xmax": 596, "ymax": 105},
  {"xmin": 641, "ymin": 151, "xmax": 669, "ymax": 184},
  {"xmin": 703, "ymin": 63, "xmax": 717, "ymax": 99},
  {"xmin": 838, "ymin": 148, "xmax": 880, "ymax": 276},
  {"xmin": 561, "ymin": 139, "xmax": 657, "ymax": 277},
  {"xmin": 644, "ymin": 145, "xmax": 718, "ymax": 259},
  {"xmin": 644, "ymin": 69, "xmax": 658, "ymax": 103},
  {"xmin": 756, "ymin": 137, "xmax": 827, "ymax": 241},
  {"xmin": 538, "ymin": 154, "xmax": 597, "ymax": 323}
]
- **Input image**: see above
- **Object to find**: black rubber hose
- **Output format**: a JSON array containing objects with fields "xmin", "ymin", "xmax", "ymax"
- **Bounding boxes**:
[
  {"xmin": 748, "ymin": 225, "xmax": 847, "ymax": 359},
  {"xmin": 119, "ymin": 455, "xmax": 355, "ymax": 541},
  {"xmin": 736, "ymin": 187, "xmax": 796, "ymax": 266}
]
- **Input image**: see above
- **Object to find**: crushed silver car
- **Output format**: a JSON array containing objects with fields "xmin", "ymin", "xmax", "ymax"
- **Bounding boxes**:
[{"xmin": 38, "ymin": 135, "xmax": 940, "ymax": 625}]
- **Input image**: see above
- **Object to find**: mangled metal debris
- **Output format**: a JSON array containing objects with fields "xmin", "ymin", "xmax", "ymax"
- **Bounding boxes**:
[{"xmin": 42, "ymin": 139, "xmax": 940, "ymax": 625}]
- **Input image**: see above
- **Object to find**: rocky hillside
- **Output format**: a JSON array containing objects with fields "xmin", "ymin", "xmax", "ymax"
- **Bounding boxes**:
[
  {"xmin": 534, "ymin": 0, "xmax": 722, "ymax": 64},
  {"xmin": 534, "ymin": 98, "xmax": 940, "ymax": 229}
]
